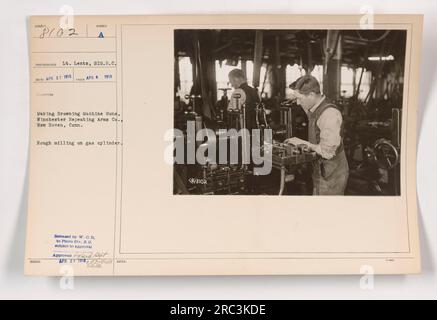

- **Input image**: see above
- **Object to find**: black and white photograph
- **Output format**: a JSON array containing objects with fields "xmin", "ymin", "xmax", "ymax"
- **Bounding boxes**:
[
  {"xmin": 3, "ymin": 0, "xmax": 435, "ymax": 299},
  {"xmin": 173, "ymin": 29, "xmax": 406, "ymax": 196}
]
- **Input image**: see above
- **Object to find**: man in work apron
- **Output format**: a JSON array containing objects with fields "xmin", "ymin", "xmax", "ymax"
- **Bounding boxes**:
[
  {"xmin": 286, "ymin": 75, "xmax": 349, "ymax": 195},
  {"xmin": 307, "ymin": 100, "xmax": 349, "ymax": 195}
]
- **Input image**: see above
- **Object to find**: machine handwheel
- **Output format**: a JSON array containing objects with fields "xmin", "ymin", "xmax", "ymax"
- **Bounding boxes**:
[{"xmin": 373, "ymin": 138, "xmax": 400, "ymax": 170}]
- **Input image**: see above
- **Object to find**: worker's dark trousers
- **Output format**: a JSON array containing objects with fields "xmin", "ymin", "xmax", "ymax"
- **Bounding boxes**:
[{"xmin": 312, "ymin": 149, "xmax": 349, "ymax": 195}]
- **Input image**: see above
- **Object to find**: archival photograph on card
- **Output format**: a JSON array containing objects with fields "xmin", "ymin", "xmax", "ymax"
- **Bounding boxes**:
[
  {"xmin": 173, "ymin": 29, "xmax": 405, "ymax": 196},
  {"xmin": 25, "ymin": 15, "xmax": 422, "ymax": 276}
]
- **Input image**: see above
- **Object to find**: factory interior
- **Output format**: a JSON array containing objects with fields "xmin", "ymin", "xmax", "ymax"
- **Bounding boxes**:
[{"xmin": 173, "ymin": 29, "xmax": 406, "ymax": 196}]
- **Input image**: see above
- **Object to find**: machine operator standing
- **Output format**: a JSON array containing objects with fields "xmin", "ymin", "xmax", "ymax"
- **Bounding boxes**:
[
  {"xmin": 227, "ymin": 68, "xmax": 260, "ymax": 130},
  {"xmin": 285, "ymin": 75, "xmax": 349, "ymax": 195}
]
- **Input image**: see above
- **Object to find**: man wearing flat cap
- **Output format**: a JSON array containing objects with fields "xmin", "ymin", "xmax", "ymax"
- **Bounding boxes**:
[{"xmin": 286, "ymin": 75, "xmax": 349, "ymax": 195}]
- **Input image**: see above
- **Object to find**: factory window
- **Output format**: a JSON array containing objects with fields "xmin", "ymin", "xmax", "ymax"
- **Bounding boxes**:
[
  {"xmin": 310, "ymin": 65, "xmax": 324, "ymax": 93},
  {"xmin": 245, "ymin": 60, "xmax": 254, "ymax": 86},
  {"xmin": 286, "ymin": 63, "xmax": 306, "ymax": 83},
  {"xmin": 285, "ymin": 64, "xmax": 306, "ymax": 99},
  {"xmin": 258, "ymin": 63, "xmax": 272, "ymax": 98},
  {"xmin": 341, "ymin": 66, "xmax": 354, "ymax": 98},
  {"xmin": 340, "ymin": 67, "xmax": 372, "ymax": 100},
  {"xmin": 178, "ymin": 57, "xmax": 193, "ymax": 103},
  {"xmin": 355, "ymin": 68, "xmax": 372, "ymax": 101}
]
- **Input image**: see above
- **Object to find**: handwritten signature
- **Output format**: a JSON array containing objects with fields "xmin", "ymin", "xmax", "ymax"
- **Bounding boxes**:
[{"xmin": 74, "ymin": 251, "xmax": 112, "ymax": 268}]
